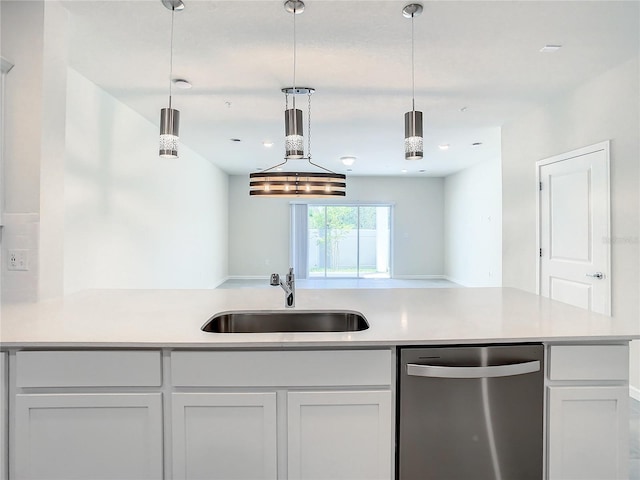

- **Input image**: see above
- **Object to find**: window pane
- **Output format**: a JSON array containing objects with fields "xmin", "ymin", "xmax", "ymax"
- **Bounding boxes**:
[
  {"xmin": 307, "ymin": 206, "xmax": 326, "ymax": 277},
  {"xmin": 325, "ymin": 206, "xmax": 358, "ymax": 277}
]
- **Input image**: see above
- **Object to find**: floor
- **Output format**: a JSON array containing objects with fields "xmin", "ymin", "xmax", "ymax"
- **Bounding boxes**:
[
  {"xmin": 218, "ymin": 278, "xmax": 640, "ymax": 477},
  {"xmin": 217, "ymin": 277, "xmax": 461, "ymax": 289}
]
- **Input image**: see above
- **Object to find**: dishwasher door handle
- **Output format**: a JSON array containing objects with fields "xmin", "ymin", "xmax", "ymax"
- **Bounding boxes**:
[{"xmin": 406, "ymin": 360, "xmax": 541, "ymax": 379}]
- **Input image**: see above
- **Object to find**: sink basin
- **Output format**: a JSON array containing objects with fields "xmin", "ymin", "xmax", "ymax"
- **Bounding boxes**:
[{"xmin": 202, "ymin": 310, "xmax": 369, "ymax": 333}]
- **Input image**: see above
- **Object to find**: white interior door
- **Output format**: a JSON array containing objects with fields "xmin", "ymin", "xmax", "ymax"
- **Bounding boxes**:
[{"xmin": 538, "ymin": 141, "xmax": 610, "ymax": 314}]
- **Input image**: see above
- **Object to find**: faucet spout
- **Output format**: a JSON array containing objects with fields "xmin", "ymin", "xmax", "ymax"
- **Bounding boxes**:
[{"xmin": 270, "ymin": 268, "xmax": 295, "ymax": 308}]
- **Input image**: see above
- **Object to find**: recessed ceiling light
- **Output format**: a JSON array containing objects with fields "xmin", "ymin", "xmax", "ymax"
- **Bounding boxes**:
[
  {"xmin": 401, "ymin": 169, "xmax": 408, "ymax": 174},
  {"xmin": 438, "ymin": 144, "xmax": 449, "ymax": 150},
  {"xmin": 540, "ymin": 44, "xmax": 562, "ymax": 53},
  {"xmin": 460, "ymin": 106, "xmax": 468, "ymax": 112},
  {"xmin": 230, "ymin": 138, "xmax": 241, "ymax": 142},
  {"xmin": 472, "ymin": 142, "xmax": 483, "ymax": 146},
  {"xmin": 340, "ymin": 156, "xmax": 356, "ymax": 166},
  {"xmin": 173, "ymin": 79, "xmax": 192, "ymax": 89},
  {"xmin": 262, "ymin": 141, "xmax": 274, "ymax": 148},
  {"xmin": 419, "ymin": 169, "xmax": 426, "ymax": 173}
]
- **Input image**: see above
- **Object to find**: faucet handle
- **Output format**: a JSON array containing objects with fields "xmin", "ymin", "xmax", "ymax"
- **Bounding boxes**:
[
  {"xmin": 288, "ymin": 267, "xmax": 294, "ymax": 276},
  {"xmin": 270, "ymin": 273, "xmax": 280, "ymax": 286}
]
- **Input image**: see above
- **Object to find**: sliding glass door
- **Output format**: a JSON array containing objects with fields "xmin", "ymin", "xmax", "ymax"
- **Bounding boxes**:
[{"xmin": 306, "ymin": 205, "xmax": 391, "ymax": 278}]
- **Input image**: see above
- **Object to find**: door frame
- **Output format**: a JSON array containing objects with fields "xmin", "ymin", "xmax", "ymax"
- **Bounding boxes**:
[{"xmin": 535, "ymin": 140, "xmax": 611, "ymax": 313}]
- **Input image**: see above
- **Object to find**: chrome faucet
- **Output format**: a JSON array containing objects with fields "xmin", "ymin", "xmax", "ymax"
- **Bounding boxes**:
[{"xmin": 270, "ymin": 267, "xmax": 295, "ymax": 308}]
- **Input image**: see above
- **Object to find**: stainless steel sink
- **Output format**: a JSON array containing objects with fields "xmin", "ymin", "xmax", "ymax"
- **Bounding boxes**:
[{"xmin": 201, "ymin": 310, "xmax": 369, "ymax": 333}]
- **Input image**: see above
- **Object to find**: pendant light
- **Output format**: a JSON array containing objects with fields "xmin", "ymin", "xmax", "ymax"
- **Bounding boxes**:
[
  {"xmin": 249, "ymin": 0, "xmax": 346, "ymax": 197},
  {"xmin": 159, "ymin": 0, "xmax": 184, "ymax": 158},
  {"xmin": 403, "ymin": 3, "xmax": 423, "ymax": 160}
]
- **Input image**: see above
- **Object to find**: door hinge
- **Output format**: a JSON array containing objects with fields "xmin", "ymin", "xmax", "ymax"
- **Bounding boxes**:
[
  {"xmin": 539, "ymin": 248, "xmax": 543, "ymax": 257},
  {"xmin": 539, "ymin": 182, "xmax": 543, "ymax": 191}
]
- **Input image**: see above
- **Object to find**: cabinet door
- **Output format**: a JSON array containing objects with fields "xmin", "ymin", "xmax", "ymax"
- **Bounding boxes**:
[
  {"xmin": 172, "ymin": 392, "xmax": 278, "ymax": 480},
  {"xmin": 548, "ymin": 386, "xmax": 629, "ymax": 480},
  {"xmin": 287, "ymin": 390, "xmax": 392, "ymax": 480},
  {"xmin": 14, "ymin": 393, "xmax": 163, "ymax": 480}
]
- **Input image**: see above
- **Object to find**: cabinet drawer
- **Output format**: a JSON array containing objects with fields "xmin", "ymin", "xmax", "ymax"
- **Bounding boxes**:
[
  {"xmin": 16, "ymin": 351, "xmax": 162, "ymax": 387},
  {"xmin": 171, "ymin": 349, "xmax": 392, "ymax": 387},
  {"xmin": 548, "ymin": 345, "xmax": 628, "ymax": 381}
]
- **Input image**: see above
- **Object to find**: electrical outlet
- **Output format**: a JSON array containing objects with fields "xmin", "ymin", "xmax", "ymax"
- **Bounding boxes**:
[{"xmin": 8, "ymin": 249, "xmax": 29, "ymax": 271}]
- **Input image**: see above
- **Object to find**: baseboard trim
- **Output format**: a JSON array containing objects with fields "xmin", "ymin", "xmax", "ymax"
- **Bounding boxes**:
[
  {"xmin": 443, "ymin": 275, "xmax": 468, "ymax": 286},
  {"xmin": 210, "ymin": 277, "xmax": 230, "ymax": 289},
  {"xmin": 226, "ymin": 275, "xmax": 270, "ymax": 280},
  {"xmin": 392, "ymin": 275, "xmax": 446, "ymax": 280},
  {"xmin": 630, "ymin": 385, "xmax": 640, "ymax": 402}
]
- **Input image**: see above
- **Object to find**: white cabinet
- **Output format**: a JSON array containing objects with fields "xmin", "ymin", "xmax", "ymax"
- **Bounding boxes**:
[
  {"xmin": 172, "ymin": 392, "xmax": 278, "ymax": 480},
  {"xmin": 547, "ymin": 386, "xmax": 628, "ymax": 480},
  {"xmin": 287, "ymin": 390, "xmax": 392, "ymax": 480},
  {"xmin": 14, "ymin": 393, "xmax": 163, "ymax": 480},
  {"xmin": 11, "ymin": 350, "xmax": 163, "ymax": 480},
  {"xmin": 546, "ymin": 344, "xmax": 629, "ymax": 480},
  {"xmin": 170, "ymin": 349, "xmax": 394, "ymax": 480}
]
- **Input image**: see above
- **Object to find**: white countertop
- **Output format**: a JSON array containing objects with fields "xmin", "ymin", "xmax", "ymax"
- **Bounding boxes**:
[{"xmin": 1, "ymin": 287, "xmax": 638, "ymax": 348}]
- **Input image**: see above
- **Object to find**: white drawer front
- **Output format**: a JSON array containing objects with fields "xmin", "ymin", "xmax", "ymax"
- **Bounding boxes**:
[
  {"xmin": 548, "ymin": 345, "xmax": 628, "ymax": 381},
  {"xmin": 16, "ymin": 351, "xmax": 162, "ymax": 387},
  {"xmin": 171, "ymin": 349, "xmax": 393, "ymax": 387}
]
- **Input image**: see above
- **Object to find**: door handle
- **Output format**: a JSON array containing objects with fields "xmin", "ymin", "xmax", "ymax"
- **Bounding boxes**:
[
  {"xmin": 406, "ymin": 360, "xmax": 541, "ymax": 379},
  {"xmin": 586, "ymin": 272, "xmax": 605, "ymax": 279}
]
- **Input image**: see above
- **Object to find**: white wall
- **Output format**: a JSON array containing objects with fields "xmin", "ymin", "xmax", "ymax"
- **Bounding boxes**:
[
  {"xmin": 64, "ymin": 68, "xmax": 229, "ymax": 291},
  {"xmin": 502, "ymin": 55, "xmax": 640, "ymax": 392},
  {"xmin": 1, "ymin": 0, "xmax": 43, "ymax": 214},
  {"xmin": 1, "ymin": 0, "xmax": 47, "ymax": 301},
  {"xmin": 228, "ymin": 175, "xmax": 444, "ymax": 278},
  {"xmin": 1, "ymin": 0, "xmax": 228, "ymax": 299},
  {"xmin": 444, "ymin": 155, "xmax": 502, "ymax": 287}
]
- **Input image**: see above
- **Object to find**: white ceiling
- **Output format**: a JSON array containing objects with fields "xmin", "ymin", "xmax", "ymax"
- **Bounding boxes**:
[{"xmin": 61, "ymin": 0, "xmax": 639, "ymax": 177}]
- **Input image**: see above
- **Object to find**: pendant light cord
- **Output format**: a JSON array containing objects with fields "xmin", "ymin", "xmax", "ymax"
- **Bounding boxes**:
[
  {"xmin": 292, "ymin": 2, "xmax": 297, "ymax": 110},
  {"xmin": 168, "ymin": 6, "xmax": 175, "ymax": 109},
  {"xmin": 411, "ymin": 12, "xmax": 415, "ymax": 112}
]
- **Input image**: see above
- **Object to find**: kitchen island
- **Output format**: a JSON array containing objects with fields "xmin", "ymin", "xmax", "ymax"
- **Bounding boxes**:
[{"xmin": 1, "ymin": 287, "xmax": 638, "ymax": 479}]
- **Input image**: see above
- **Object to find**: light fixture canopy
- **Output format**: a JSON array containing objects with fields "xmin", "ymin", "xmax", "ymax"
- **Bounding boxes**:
[
  {"xmin": 161, "ymin": 0, "xmax": 184, "ymax": 11},
  {"xmin": 403, "ymin": 3, "xmax": 424, "ymax": 161},
  {"xmin": 158, "ymin": 0, "xmax": 183, "ymax": 159}
]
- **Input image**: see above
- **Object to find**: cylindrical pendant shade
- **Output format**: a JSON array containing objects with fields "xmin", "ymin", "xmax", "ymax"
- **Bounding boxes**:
[
  {"xmin": 404, "ymin": 110, "xmax": 423, "ymax": 160},
  {"xmin": 285, "ymin": 108, "xmax": 304, "ymax": 159},
  {"xmin": 159, "ymin": 107, "xmax": 180, "ymax": 158}
]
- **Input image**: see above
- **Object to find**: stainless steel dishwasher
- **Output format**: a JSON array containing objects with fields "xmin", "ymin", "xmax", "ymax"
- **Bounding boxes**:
[{"xmin": 397, "ymin": 344, "xmax": 544, "ymax": 480}]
